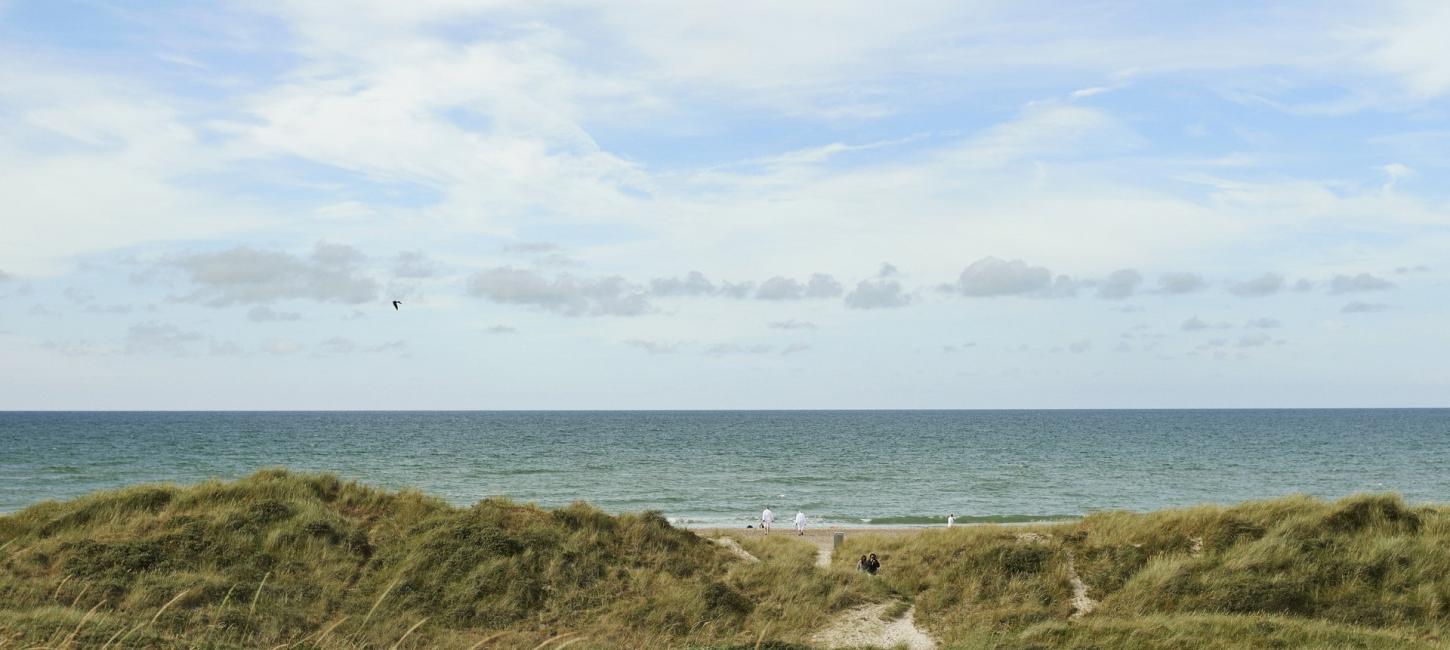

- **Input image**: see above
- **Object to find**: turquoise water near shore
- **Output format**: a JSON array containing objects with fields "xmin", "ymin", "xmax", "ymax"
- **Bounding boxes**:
[{"xmin": 2, "ymin": 410, "xmax": 1448, "ymax": 526}]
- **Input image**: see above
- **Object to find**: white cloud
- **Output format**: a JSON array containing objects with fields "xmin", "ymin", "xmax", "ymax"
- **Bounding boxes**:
[
  {"xmin": 0, "ymin": 61, "xmax": 257, "ymax": 275},
  {"xmin": 170, "ymin": 244, "xmax": 379, "ymax": 306},
  {"xmin": 1360, "ymin": 1, "xmax": 1450, "ymax": 99},
  {"xmin": 950, "ymin": 104, "xmax": 1137, "ymax": 167},
  {"xmin": 124, "ymin": 322, "xmax": 204, "ymax": 356},
  {"xmin": 844, "ymin": 277, "xmax": 910, "ymax": 309},
  {"xmin": 316, "ymin": 336, "xmax": 356, "ymax": 355},
  {"xmin": 705, "ymin": 343, "xmax": 775, "ymax": 356},
  {"xmin": 650, "ymin": 272, "xmax": 718, "ymax": 297},
  {"xmin": 5, "ymin": 1, "xmax": 1450, "ymax": 408},
  {"xmin": 756, "ymin": 277, "xmax": 808, "ymax": 300},
  {"xmin": 1156, "ymin": 272, "xmax": 1208, "ymax": 294},
  {"xmin": 1328, "ymin": 273, "xmax": 1395, "ymax": 294},
  {"xmin": 1237, "ymin": 333, "xmax": 1274, "ymax": 348},
  {"xmin": 1341, "ymin": 301, "xmax": 1391, "ymax": 313},
  {"xmin": 261, "ymin": 339, "xmax": 303, "ymax": 355},
  {"xmin": 781, "ymin": 342, "xmax": 811, "ymax": 355},
  {"xmin": 467, "ymin": 267, "xmax": 650, "ymax": 317},
  {"xmin": 1227, "ymin": 273, "xmax": 1284, "ymax": 297},
  {"xmin": 248, "ymin": 305, "xmax": 302, "ymax": 322},
  {"xmin": 393, "ymin": 251, "xmax": 439, "ymax": 279},
  {"xmin": 754, "ymin": 273, "xmax": 843, "ymax": 300},
  {"xmin": 844, "ymin": 265, "xmax": 911, "ymax": 309},
  {"xmin": 1096, "ymin": 269, "xmax": 1142, "ymax": 300},
  {"xmin": 1182, "ymin": 317, "xmax": 1231, "ymax": 332},
  {"xmin": 624, "ymin": 339, "xmax": 681, "ymax": 354},
  {"xmin": 948, "ymin": 257, "xmax": 1053, "ymax": 297},
  {"xmin": 768, "ymin": 320, "xmax": 818, "ymax": 331}
]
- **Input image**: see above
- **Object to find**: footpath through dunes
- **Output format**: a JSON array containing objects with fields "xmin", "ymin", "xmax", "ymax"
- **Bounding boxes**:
[
  {"xmin": 832, "ymin": 494, "xmax": 1450, "ymax": 649},
  {"xmin": 5, "ymin": 472, "xmax": 1450, "ymax": 649}
]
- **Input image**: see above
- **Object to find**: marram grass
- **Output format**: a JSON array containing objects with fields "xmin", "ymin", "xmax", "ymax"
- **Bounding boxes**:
[
  {"xmin": 1, "ymin": 470, "xmax": 1448, "ymax": 649},
  {"xmin": 0, "ymin": 469, "xmax": 876, "ymax": 649}
]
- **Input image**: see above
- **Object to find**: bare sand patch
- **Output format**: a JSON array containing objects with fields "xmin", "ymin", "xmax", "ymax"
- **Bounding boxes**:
[
  {"xmin": 709, "ymin": 537, "xmax": 759, "ymax": 562},
  {"xmin": 811, "ymin": 601, "xmax": 936, "ymax": 650}
]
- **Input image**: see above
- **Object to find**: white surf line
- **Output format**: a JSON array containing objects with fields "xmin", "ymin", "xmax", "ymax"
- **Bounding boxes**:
[{"xmin": 811, "ymin": 601, "xmax": 936, "ymax": 650}]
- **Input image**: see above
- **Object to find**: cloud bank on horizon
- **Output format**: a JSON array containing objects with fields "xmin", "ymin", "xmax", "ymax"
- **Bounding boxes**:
[{"xmin": 0, "ymin": 0, "xmax": 1447, "ymax": 409}]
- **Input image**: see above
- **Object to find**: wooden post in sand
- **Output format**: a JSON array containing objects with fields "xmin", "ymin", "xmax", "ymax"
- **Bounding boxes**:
[{"xmin": 833, "ymin": 531, "xmax": 844, "ymax": 552}]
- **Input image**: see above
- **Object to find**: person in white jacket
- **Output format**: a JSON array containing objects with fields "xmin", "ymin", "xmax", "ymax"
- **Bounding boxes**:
[
  {"xmin": 794, "ymin": 511, "xmax": 807, "ymax": 535},
  {"xmin": 760, "ymin": 507, "xmax": 774, "ymax": 534}
]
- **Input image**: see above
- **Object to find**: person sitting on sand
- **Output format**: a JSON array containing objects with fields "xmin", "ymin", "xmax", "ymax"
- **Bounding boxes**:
[
  {"xmin": 857, "ymin": 555, "xmax": 870, "ymax": 572},
  {"xmin": 947, "ymin": 513, "xmax": 956, "ymax": 528},
  {"xmin": 794, "ymin": 510, "xmax": 807, "ymax": 535},
  {"xmin": 760, "ymin": 507, "xmax": 774, "ymax": 534},
  {"xmin": 866, "ymin": 553, "xmax": 881, "ymax": 575}
]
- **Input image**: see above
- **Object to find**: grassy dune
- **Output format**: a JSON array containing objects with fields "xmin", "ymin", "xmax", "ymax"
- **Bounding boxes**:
[
  {"xmin": 2, "ymin": 471, "xmax": 1449, "ymax": 648},
  {"xmin": 0, "ymin": 470, "xmax": 879, "ymax": 648},
  {"xmin": 835, "ymin": 493, "xmax": 1450, "ymax": 648}
]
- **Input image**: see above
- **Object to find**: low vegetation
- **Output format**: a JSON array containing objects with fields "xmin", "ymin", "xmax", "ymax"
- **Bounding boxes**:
[
  {"xmin": 3, "ymin": 471, "xmax": 1449, "ymax": 648},
  {"xmin": 836, "ymin": 493, "xmax": 1450, "ymax": 648},
  {"xmin": 0, "ymin": 470, "xmax": 877, "ymax": 648}
]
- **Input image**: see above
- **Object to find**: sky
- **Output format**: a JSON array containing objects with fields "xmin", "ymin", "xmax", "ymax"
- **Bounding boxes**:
[{"xmin": 1, "ymin": 0, "xmax": 1447, "ymax": 409}]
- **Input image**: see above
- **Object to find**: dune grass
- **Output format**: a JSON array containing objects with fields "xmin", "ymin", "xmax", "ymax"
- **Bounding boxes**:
[
  {"xmin": 0, "ymin": 470, "xmax": 872, "ymax": 648},
  {"xmin": 836, "ymin": 493, "xmax": 1450, "ymax": 648},
  {"xmin": 4, "ymin": 472, "xmax": 1450, "ymax": 649}
]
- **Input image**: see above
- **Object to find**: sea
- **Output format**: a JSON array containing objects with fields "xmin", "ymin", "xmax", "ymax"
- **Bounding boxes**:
[{"xmin": 2, "ymin": 410, "xmax": 1448, "ymax": 527}]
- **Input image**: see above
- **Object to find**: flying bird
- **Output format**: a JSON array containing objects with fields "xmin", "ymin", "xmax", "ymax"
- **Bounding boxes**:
[{"xmin": 392, "ymin": 300, "xmax": 402, "ymax": 310}]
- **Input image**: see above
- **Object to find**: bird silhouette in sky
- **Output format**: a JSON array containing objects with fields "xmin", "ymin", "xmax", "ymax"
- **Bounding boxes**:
[{"xmin": 392, "ymin": 300, "xmax": 402, "ymax": 310}]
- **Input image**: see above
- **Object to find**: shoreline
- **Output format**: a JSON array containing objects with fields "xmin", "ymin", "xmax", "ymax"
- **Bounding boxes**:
[{"xmin": 679, "ymin": 517, "xmax": 1081, "ymax": 532}]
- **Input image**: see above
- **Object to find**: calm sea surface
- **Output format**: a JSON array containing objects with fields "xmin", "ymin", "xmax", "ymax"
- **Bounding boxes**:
[{"xmin": 2, "ymin": 410, "xmax": 1448, "ymax": 526}]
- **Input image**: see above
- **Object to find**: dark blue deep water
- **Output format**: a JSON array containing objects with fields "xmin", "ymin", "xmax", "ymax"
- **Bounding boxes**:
[{"xmin": 3, "ymin": 410, "xmax": 1448, "ymax": 526}]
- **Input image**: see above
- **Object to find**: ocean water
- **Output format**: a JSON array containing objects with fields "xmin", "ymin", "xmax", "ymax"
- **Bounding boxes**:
[{"xmin": 2, "ymin": 410, "xmax": 1448, "ymax": 526}]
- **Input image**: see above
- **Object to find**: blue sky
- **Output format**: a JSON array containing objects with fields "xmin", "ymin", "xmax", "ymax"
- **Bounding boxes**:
[{"xmin": 1, "ymin": 1, "xmax": 1447, "ymax": 409}]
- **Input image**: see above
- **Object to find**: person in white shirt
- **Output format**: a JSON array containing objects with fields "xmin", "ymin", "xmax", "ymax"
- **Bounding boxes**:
[
  {"xmin": 947, "ymin": 513, "xmax": 956, "ymax": 528},
  {"xmin": 794, "ymin": 511, "xmax": 807, "ymax": 535},
  {"xmin": 760, "ymin": 507, "xmax": 774, "ymax": 534}
]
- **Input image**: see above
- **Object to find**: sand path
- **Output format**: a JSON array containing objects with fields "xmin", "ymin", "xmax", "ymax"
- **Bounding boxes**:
[
  {"xmin": 709, "ymin": 537, "xmax": 759, "ymax": 563},
  {"xmin": 1063, "ymin": 549, "xmax": 1099, "ymax": 619},
  {"xmin": 801, "ymin": 532, "xmax": 833, "ymax": 567},
  {"xmin": 1016, "ymin": 532, "xmax": 1098, "ymax": 619},
  {"xmin": 811, "ymin": 601, "xmax": 936, "ymax": 650}
]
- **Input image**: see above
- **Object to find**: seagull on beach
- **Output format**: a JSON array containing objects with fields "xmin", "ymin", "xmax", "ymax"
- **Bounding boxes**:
[{"xmin": 392, "ymin": 300, "xmax": 402, "ymax": 310}]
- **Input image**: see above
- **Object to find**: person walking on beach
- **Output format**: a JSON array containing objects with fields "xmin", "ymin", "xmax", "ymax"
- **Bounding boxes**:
[
  {"xmin": 856, "ymin": 555, "xmax": 870, "ymax": 572},
  {"xmin": 866, "ymin": 553, "xmax": 881, "ymax": 575},
  {"xmin": 760, "ymin": 507, "xmax": 774, "ymax": 534},
  {"xmin": 947, "ymin": 513, "xmax": 956, "ymax": 528},
  {"xmin": 794, "ymin": 510, "xmax": 807, "ymax": 535}
]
